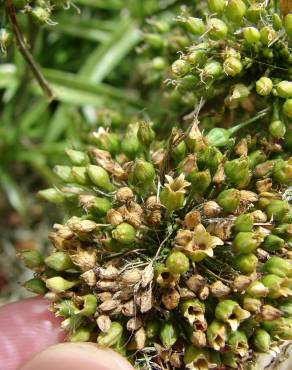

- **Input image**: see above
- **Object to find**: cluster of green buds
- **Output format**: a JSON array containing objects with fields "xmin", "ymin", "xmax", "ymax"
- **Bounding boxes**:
[
  {"xmin": 141, "ymin": 0, "xmax": 292, "ymax": 138},
  {"xmin": 21, "ymin": 113, "xmax": 292, "ymax": 369},
  {"xmin": 1, "ymin": 0, "xmax": 73, "ymax": 56}
]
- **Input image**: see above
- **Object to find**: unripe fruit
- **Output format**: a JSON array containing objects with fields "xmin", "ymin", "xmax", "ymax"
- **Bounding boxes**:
[
  {"xmin": 208, "ymin": 18, "xmax": 228, "ymax": 40},
  {"xmin": 253, "ymin": 329, "xmax": 270, "ymax": 352},
  {"xmin": 208, "ymin": 0, "xmax": 225, "ymax": 13},
  {"xmin": 235, "ymin": 253, "xmax": 258, "ymax": 274},
  {"xmin": 243, "ymin": 27, "xmax": 260, "ymax": 44},
  {"xmin": 284, "ymin": 14, "xmax": 292, "ymax": 37},
  {"xmin": 277, "ymin": 81, "xmax": 292, "ymax": 98},
  {"xmin": 171, "ymin": 59, "xmax": 190, "ymax": 77},
  {"xmin": 283, "ymin": 99, "xmax": 292, "ymax": 118},
  {"xmin": 166, "ymin": 251, "xmax": 190, "ymax": 275},
  {"xmin": 256, "ymin": 77, "xmax": 273, "ymax": 96},
  {"xmin": 233, "ymin": 232, "xmax": 264, "ymax": 253},
  {"xmin": 184, "ymin": 17, "xmax": 205, "ymax": 36},
  {"xmin": 217, "ymin": 188, "xmax": 240, "ymax": 213},
  {"xmin": 225, "ymin": 0, "xmax": 246, "ymax": 22},
  {"xmin": 260, "ymin": 26, "xmax": 276, "ymax": 46},
  {"xmin": 112, "ymin": 222, "xmax": 136, "ymax": 245},
  {"xmin": 262, "ymin": 256, "xmax": 291, "ymax": 278},
  {"xmin": 269, "ymin": 120, "xmax": 286, "ymax": 139},
  {"xmin": 262, "ymin": 234, "xmax": 285, "ymax": 252},
  {"xmin": 223, "ymin": 57, "xmax": 243, "ymax": 77}
]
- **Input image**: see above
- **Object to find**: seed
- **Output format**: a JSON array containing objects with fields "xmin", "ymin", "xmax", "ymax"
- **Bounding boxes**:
[{"xmin": 97, "ymin": 315, "xmax": 111, "ymax": 333}]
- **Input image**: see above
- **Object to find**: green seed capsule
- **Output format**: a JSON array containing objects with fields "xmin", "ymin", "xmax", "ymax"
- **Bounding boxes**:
[
  {"xmin": 208, "ymin": 0, "xmax": 225, "ymax": 13},
  {"xmin": 121, "ymin": 132, "xmax": 141, "ymax": 160},
  {"xmin": 246, "ymin": 281, "xmax": 269, "ymax": 298},
  {"xmin": 171, "ymin": 59, "xmax": 190, "ymax": 77},
  {"xmin": 31, "ymin": 6, "xmax": 51, "ymax": 24},
  {"xmin": 166, "ymin": 251, "xmax": 189, "ymax": 275},
  {"xmin": 54, "ymin": 166, "xmax": 74, "ymax": 183},
  {"xmin": 215, "ymin": 300, "xmax": 250, "ymax": 331},
  {"xmin": 71, "ymin": 166, "xmax": 88, "ymax": 185},
  {"xmin": 263, "ymin": 234, "xmax": 285, "ymax": 252},
  {"xmin": 208, "ymin": 18, "xmax": 228, "ymax": 40},
  {"xmin": 128, "ymin": 159, "xmax": 155, "ymax": 188},
  {"xmin": 266, "ymin": 200, "xmax": 290, "ymax": 220},
  {"xmin": 207, "ymin": 320, "xmax": 227, "ymax": 350},
  {"xmin": 235, "ymin": 253, "xmax": 258, "ymax": 274},
  {"xmin": 223, "ymin": 57, "xmax": 243, "ymax": 77},
  {"xmin": 277, "ymin": 81, "xmax": 292, "ymax": 98},
  {"xmin": 160, "ymin": 321, "xmax": 178, "ymax": 348},
  {"xmin": 66, "ymin": 149, "xmax": 89, "ymax": 166},
  {"xmin": 54, "ymin": 299, "xmax": 78, "ymax": 317},
  {"xmin": 187, "ymin": 170, "xmax": 211, "ymax": 194},
  {"xmin": 112, "ymin": 222, "xmax": 136, "ymax": 245},
  {"xmin": 184, "ymin": 17, "xmax": 205, "ymax": 36},
  {"xmin": 217, "ymin": 188, "xmax": 240, "ymax": 213},
  {"xmin": 221, "ymin": 351, "xmax": 238, "ymax": 368},
  {"xmin": 180, "ymin": 299, "xmax": 205, "ymax": 325},
  {"xmin": 248, "ymin": 150, "xmax": 266, "ymax": 169},
  {"xmin": 263, "ymin": 256, "xmax": 291, "ymax": 278},
  {"xmin": 187, "ymin": 43, "xmax": 209, "ymax": 66},
  {"xmin": 171, "ymin": 141, "xmax": 187, "ymax": 162},
  {"xmin": 284, "ymin": 14, "xmax": 292, "ymax": 37},
  {"xmin": 46, "ymin": 276, "xmax": 78, "ymax": 293},
  {"xmin": 256, "ymin": 77, "xmax": 273, "ymax": 96},
  {"xmin": 228, "ymin": 330, "xmax": 248, "ymax": 357},
  {"xmin": 269, "ymin": 120, "xmax": 286, "ymax": 139},
  {"xmin": 203, "ymin": 61, "xmax": 223, "ymax": 79},
  {"xmin": 146, "ymin": 320, "xmax": 160, "ymax": 339},
  {"xmin": 144, "ymin": 33, "xmax": 165, "ymax": 49},
  {"xmin": 45, "ymin": 252, "xmax": 74, "ymax": 271},
  {"xmin": 260, "ymin": 26, "xmax": 277, "ymax": 46},
  {"xmin": 262, "ymin": 318, "xmax": 292, "ymax": 340},
  {"xmin": 283, "ymin": 99, "xmax": 292, "ymax": 118},
  {"xmin": 273, "ymin": 159, "xmax": 292, "ymax": 184},
  {"xmin": 38, "ymin": 188, "xmax": 64, "ymax": 204},
  {"xmin": 87, "ymin": 165, "xmax": 115, "ymax": 192},
  {"xmin": 69, "ymin": 327, "xmax": 91, "ymax": 342},
  {"xmin": 224, "ymin": 157, "xmax": 250, "ymax": 188},
  {"xmin": 261, "ymin": 274, "xmax": 291, "ymax": 299},
  {"xmin": 18, "ymin": 249, "xmax": 44, "ymax": 269},
  {"xmin": 253, "ymin": 328, "xmax": 271, "ymax": 352},
  {"xmin": 243, "ymin": 27, "xmax": 261, "ymax": 44},
  {"xmin": 97, "ymin": 322, "xmax": 123, "ymax": 347},
  {"xmin": 92, "ymin": 132, "xmax": 120, "ymax": 155},
  {"xmin": 279, "ymin": 301, "xmax": 292, "ymax": 317},
  {"xmin": 78, "ymin": 294, "xmax": 97, "ymax": 316},
  {"xmin": 137, "ymin": 121, "xmax": 155, "ymax": 146},
  {"xmin": 184, "ymin": 346, "xmax": 210, "ymax": 368},
  {"xmin": 80, "ymin": 196, "xmax": 111, "ymax": 217},
  {"xmin": 225, "ymin": 0, "xmax": 246, "ymax": 22},
  {"xmin": 234, "ymin": 214, "xmax": 253, "ymax": 232},
  {"xmin": 233, "ymin": 232, "xmax": 264, "ymax": 253},
  {"xmin": 24, "ymin": 278, "xmax": 47, "ymax": 294},
  {"xmin": 245, "ymin": 4, "xmax": 265, "ymax": 23},
  {"xmin": 272, "ymin": 14, "xmax": 282, "ymax": 31},
  {"xmin": 243, "ymin": 296, "xmax": 262, "ymax": 313},
  {"xmin": 206, "ymin": 128, "xmax": 231, "ymax": 147}
]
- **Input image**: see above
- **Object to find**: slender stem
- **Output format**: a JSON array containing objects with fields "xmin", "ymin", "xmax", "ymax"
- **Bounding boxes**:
[
  {"xmin": 4, "ymin": 0, "xmax": 54, "ymax": 101},
  {"xmin": 228, "ymin": 107, "xmax": 271, "ymax": 135}
]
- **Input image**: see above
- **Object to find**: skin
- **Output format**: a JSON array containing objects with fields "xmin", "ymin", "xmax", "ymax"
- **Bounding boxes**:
[{"xmin": 0, "ymin": 298, "xmax": 133, "ymax": 370}]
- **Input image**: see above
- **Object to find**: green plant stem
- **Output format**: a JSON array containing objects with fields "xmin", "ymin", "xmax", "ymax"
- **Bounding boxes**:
[
  {"xmin": 229, "ymin": 107, "xmax": 271, "ymax": 135},
  {"xmin": 4, "ymin": 0, "xmax": 54, "ymax": 101}
]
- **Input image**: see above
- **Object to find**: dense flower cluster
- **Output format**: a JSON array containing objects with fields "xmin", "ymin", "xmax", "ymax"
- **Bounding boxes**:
[
  {"xmin": 20, "ymin": 116, "xmax": 291, "ymax": 369},
  {"xmin": 140, "ymin": 0, "xmax": 292, "ymax": 137}
]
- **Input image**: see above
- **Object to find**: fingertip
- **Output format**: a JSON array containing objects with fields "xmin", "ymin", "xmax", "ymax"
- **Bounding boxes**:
[
  {"xmin": 20, "ymin": 342, "xmax": 134, "ymax": 370},
  {"xmin": 0, "ymin": 297, "xmax": 65, "ymax": 370}
]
